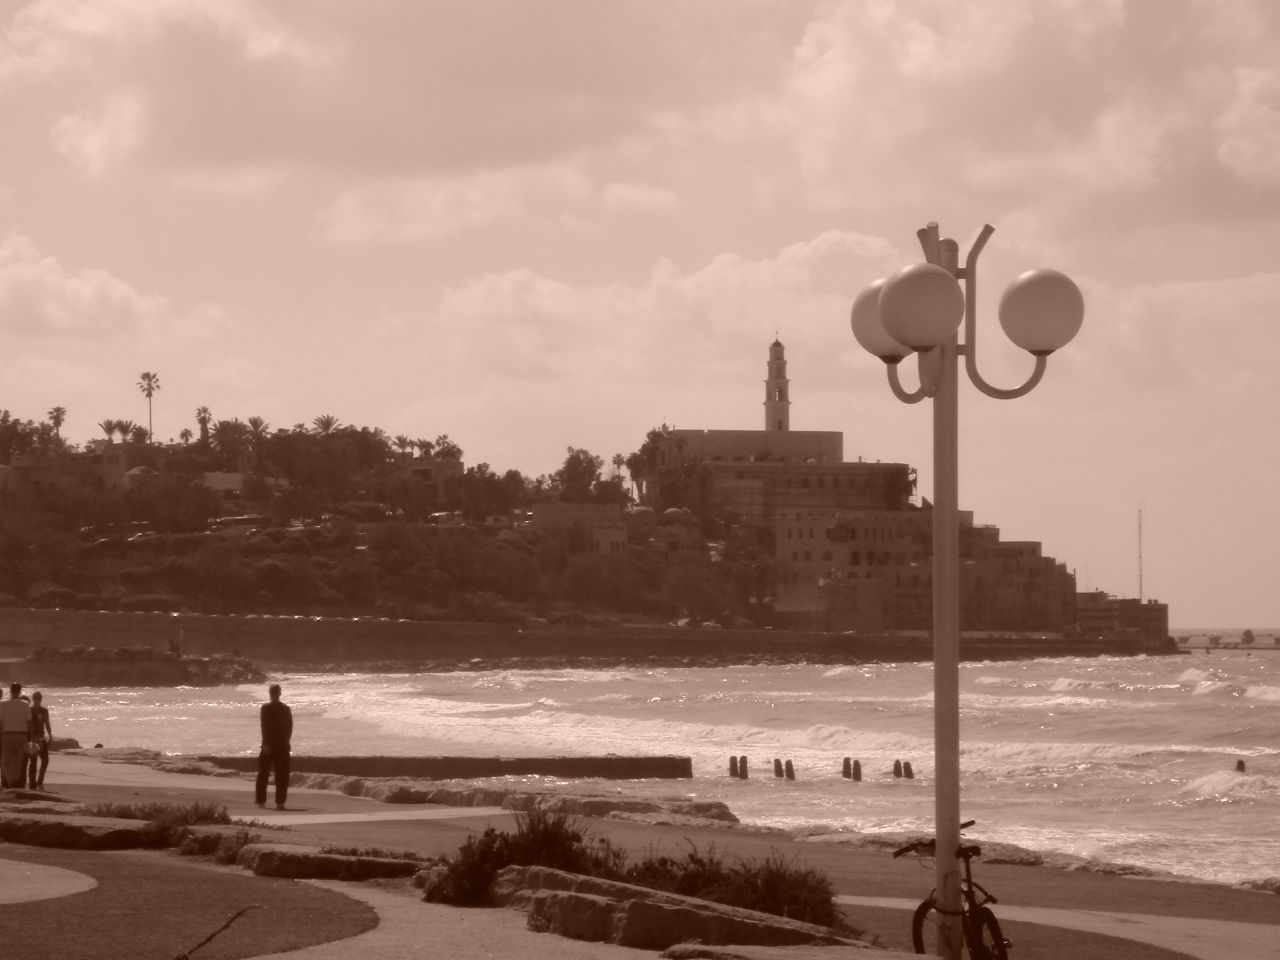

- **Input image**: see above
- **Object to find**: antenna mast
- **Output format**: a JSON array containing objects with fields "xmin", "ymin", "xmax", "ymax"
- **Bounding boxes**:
[{"xmin": 1137, "ymin": 505, "xmax": 1144, "ymax": 603}]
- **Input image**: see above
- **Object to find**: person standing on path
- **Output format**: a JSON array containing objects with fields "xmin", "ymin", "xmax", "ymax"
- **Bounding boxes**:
[
  {"xmin": 255, "ymin": 683, "xmax": 293, "ymax": 810},
  {"xmin": 0, "ymin": 682, "xmax": 31, "ymax": 789},
  {"xmin": 26, "ymin": 690, "xmax": 52, "ymax": 789}
]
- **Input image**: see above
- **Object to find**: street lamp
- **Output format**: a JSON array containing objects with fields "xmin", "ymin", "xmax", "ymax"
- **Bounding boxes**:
[{"xmin": 850, "ymin": 222, "xmax": 1082, "ymax": 959}]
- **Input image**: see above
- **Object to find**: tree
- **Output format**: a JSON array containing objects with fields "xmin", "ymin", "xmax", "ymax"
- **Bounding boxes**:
[
  {"xmin": 128, "ymin": 424, "xmax": 149, "ymax": 444},
  {"xmin": 433, "ymin": 435, "xmax": 463, "ymax": 461},
  {"xmin": 393, "ymin": 434, "xmax": 413, "ymax": 459},
  {"xmin": 117, "ymin": 420, "xmax": 137, "ymax": 442},
  {"xmin": 47, "ymin": 406, "xmax": 66, "ymax": 443},
  {"xmin": 195, "ymin": 406, "xmax": 213, "ymax": 447},
  {"xmin": 98, "ymin": 419, "xmax": 118, "ymax": 442},
  {"xmin": 137, "ymin": 372, "xmax": 160, "ymax": 442},
  {"xmin": 313, "ymin": 414, "xmax": 340, "ymax": 436},
  {"xmin": 554, "ymin": 447, "xmax": 603, "ymax": 503},
  {"xmin": 179, "ymin": 428, "xmax": 193, "ymax": 445}
]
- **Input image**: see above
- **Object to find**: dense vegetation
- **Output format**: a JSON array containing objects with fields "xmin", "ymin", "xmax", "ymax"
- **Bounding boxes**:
[{"xmin": 0, "ymin": 406, "xmax": 775, "ymax": 626}]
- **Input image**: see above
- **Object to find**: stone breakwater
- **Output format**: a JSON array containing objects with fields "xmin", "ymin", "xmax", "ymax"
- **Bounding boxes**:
[
  {"xmin": 199, "ymin": 753, "xmax": 693, "ymax": 781},
  {"xmin": 0, "ymin": 607, "xmax": 1174, "ymax": 669}
]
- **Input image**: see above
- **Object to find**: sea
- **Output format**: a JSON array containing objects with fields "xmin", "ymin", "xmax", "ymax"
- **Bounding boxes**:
[{"xmin": 37, "ymin": 642, "xmax": 1280, "ymax": 888}]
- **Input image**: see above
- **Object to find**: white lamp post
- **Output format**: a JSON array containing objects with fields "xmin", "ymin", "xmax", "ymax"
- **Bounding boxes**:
[{"xmin": 850, "ymin": 222, "xmax": 1082, "ymax": 959}]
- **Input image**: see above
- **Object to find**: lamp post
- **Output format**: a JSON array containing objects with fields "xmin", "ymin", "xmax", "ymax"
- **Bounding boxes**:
[{"xmin": 850, "ymin": 222, "xmax": 1083, "ymax": 959}]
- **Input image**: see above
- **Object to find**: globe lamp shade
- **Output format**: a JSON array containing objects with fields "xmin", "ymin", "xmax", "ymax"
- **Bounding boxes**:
[
  {"xmin": 879, "ymin": 262, "xmax": 965, "ymax": 350},
  {"xmin": 850, "ymin": 279, "xmax": 910, "ymax": 363},
  {"xmin": 998, "ymin": 268, "xmax": 1084, "ymax": 355}
]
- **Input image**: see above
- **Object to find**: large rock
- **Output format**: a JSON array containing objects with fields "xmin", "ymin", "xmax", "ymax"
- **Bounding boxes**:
[
  {"xmin": 237, "ymin": 842, "xmax": 424, "ymax": 880},
  {"xmin": 0, "ymin": 813, "xmax": 152, "ymax": 849},
  {"xmin": 493, "ymin": 865, "xmax": 864, "ymax": 951}
]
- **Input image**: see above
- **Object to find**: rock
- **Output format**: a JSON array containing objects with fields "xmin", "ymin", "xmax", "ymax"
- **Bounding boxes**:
[
  {"xmin": 492, "ymin": 865, "xmax": 863, "ymax": 952},
  {"xmin": 237, "ymin": 842, "xmax": 423, "ymax": 880},
  {"xmin": 415, "ymin": 864, "xmax": 451, "ymax": 901},
  {"xmin": 0, "ymin": 813, "xmax": 152, "ymax": 849},
  {"xmin": 527, "ymin": 890, "xmax": 617, "ymax": 942}
]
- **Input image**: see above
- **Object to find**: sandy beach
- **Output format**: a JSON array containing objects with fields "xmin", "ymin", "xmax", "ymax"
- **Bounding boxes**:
[{"xmin": 3, "ymin": 751, "xmax": 1279, "ymax": 959}]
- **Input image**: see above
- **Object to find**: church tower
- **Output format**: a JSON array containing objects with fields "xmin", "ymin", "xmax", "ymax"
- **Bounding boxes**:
[{"xmin": 764, "ymin": 339, "xmax": 790, "ymax": 432}]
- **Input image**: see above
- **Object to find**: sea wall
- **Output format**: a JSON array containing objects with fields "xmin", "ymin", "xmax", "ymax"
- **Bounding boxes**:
[
  {"xmin": 200, "ymin": 754, "xmax": 693, "ymax": 781},
  {"xmin": 0, "ymin": 607, "xmax": 1166, "ymax": 670}
]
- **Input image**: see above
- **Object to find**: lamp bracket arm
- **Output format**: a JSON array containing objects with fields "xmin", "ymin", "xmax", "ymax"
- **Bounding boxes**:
[
  {"xmin": 965, "ymin": 353, "xmax": 1049, "ymax": 399},
  {"xmin": 886, "ymin": 361, "xmax": 931, "ymax": 403}
]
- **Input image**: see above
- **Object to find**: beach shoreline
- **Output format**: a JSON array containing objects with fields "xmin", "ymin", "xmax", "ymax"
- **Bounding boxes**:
[
  {"xmin": 69, "ymin": 745, "xmax": 1280, "ymax": 897},
  {"xmin": 12, "ymin": 749, "xmax": 1280, "ymax": 959}
]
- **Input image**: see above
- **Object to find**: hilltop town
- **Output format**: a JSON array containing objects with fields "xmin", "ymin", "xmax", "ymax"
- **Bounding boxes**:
[{"xmin": 0, "ymin": 344, "xmax": 1165, "ymax": 642}]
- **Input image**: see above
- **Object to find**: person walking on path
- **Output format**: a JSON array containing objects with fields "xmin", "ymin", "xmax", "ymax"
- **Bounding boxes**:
[
  {"xmin": 255, "ymin": 683, "xmax": 293, "ymax": 810},
  {"xmin": 0, "ymin": 682, "xmax": 32, "ymax": 789},
  {"xmin": 26, "ymin": 690, "xmax": 52, "ymax": 789}
]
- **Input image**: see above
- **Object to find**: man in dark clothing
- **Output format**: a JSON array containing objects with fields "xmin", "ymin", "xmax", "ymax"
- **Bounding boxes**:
[{"xmin": 255, "ymin": 684, "xmax": 293, "ymax": 809}]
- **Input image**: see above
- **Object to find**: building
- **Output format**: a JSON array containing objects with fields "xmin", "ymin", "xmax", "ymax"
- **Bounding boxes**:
[
  {"xmin": 1075, "ymin": 590, "xmax": 1169, "ymax": 641},
  {"xmin": 655, "ymin": 340, "xmax": 1082, "ymax": 633}
]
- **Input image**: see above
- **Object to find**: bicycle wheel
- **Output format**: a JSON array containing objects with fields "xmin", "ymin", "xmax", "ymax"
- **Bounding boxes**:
[
  {"xmin": 965, "ymin": 906, "xmax": 1009, "ymax": 960},
  {"xmin": 910, "ymin": 898, "xmax": 934, "ymax": 954}
]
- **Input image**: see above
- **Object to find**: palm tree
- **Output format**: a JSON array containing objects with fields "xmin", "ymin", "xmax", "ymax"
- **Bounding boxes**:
[
  {"xmin": 137, "ymin": 372, "xmax": 160, "ymax": 442},
  {"xmin": 179, "ymin": 428, "xmax": 193, "ymax": 445},
  {"xmin": 128, "ymin": 424, "xmax": 148, "ymax": 444},
  {"xmin": 47, "ymin": 406, "xmax": 66, "ymax": 442},
  {"xmin": 117, "ymin": 419, "xmax": 137, "ymax": 442},
  {"xmin": 195, "ymin": 406, "xmax": 212, "ymax": 447},
  {"xmin": 98, "ymin": 419, "xmax": 117, "ymax": 443},
  {"xmin": 414, "ymin": 438, "xmax": 434, "ymax": 459},
  {"xmin": 312, "ymin": 413, "xmax": 339, "ymax": 436},
  {"xmin": 393, "ymin": 434, "xmax": 413, "ymax": 460}
]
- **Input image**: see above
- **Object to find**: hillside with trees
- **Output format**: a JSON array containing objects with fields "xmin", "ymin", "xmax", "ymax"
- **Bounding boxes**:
[{"xmin": 0, "ymin": 403, "xmax": 767, "ymax": 628}]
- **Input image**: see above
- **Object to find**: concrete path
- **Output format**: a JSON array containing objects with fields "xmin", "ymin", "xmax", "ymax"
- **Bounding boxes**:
[
  {"xmin": 839, "ymin": 895, "xmax": 1278, "ymax": 960},
  {"xmin": 0, "ymin": 858, "xmax": 97, "ymax": 904}
]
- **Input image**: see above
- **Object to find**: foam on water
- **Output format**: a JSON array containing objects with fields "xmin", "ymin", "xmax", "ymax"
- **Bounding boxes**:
[{"xmin": 37, "ymin": 650, "xmax": 1280, "ymax": 885}]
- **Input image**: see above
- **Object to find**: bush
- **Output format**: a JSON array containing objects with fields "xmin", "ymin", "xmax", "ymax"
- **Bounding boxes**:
[
  {"xmin": 427, "ymin": 808, "xmax": 621, "ymax": 906},
  {"xmin": 426, "ymin": 810, "xmax": 839, "ymax": 928}
]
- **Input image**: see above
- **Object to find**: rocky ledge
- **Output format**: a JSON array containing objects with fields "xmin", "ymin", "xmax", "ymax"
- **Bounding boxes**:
[{"xmin": 20, "ymin": 646, "xmax": 266, "ymax": 687}]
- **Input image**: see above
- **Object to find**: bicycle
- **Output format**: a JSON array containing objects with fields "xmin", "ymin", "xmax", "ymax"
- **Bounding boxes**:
[{"xmin": 892, "ymin": 820, "xmax": 1011, "ymax": 959}]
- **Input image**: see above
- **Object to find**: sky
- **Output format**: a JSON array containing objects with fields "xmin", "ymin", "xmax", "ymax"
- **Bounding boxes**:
[{"xmin": 2, "ymin": 0, "xmax": 1278, "ymax": 629}]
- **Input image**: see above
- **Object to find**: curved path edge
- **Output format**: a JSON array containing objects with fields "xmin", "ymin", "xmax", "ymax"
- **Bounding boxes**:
[{"xmin": 838, "ymin": 895, "xmax": 1277, "ymax": 960}]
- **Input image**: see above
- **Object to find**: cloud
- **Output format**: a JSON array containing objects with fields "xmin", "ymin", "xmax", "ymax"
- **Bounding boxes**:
[
  {"xmin": 0, "ymin": 229, "xmax": 230, "ymax": 342},
  {"xmin": 50, "ymin": 91, "xmax": 146, "ymax": 177},
  {"xmin": 318, "ymin": 165, "xmax": 592, "ymax": 242},
  {"xmin": 600, "ymin": 181, "xmax": 679, "ymax": 214},
  {"xmin": 1215, "ymin": 67, "xmax": 1280, "ymax": 186},
  {"xmin": 0, "ymin": 229, "xmax": 171, "ymax": 336}
]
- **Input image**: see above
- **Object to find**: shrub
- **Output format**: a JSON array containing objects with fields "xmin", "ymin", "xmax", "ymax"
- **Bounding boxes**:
[{"xmin": 429, "ymin": 814, "xmax": 843, "ymax": 930}]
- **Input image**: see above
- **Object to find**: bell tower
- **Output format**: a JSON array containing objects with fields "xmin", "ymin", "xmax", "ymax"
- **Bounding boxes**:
[{"xmin": 764, "ymin": 339, "xmax": 790, "ymax": 432}]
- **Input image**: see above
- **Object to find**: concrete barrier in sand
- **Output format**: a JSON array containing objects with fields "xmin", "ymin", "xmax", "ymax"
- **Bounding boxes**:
[{"xmin": 199, "ymin": 754, "xmax": 693, "ymax": 780}]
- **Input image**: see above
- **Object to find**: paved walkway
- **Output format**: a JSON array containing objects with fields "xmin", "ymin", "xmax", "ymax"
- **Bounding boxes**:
[{"xmin": 839, "ymin": 896, "xmax": 1277, "ymax": 960}]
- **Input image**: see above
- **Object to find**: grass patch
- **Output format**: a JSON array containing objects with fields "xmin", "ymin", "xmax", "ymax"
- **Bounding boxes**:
[
  {"xmin": 426, "ymin": 808, "xmax": 844, "ymax": 930},
  {"xmin": 319, "ymin": 845, "xmax": 425, "ymax": 861},
  {"xmin": 177, "ymin": 826, "xmax": 261, "ymax": 864},
  {"xmin": 81, "ymin": 800, "xmax": 232, "ymax": 848}
]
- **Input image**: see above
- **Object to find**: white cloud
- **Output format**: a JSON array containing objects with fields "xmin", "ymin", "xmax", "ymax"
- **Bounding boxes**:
[
  {"xmin": 50, "ymin": 91, "xmax": 146, "ymax": 177},
  {"xmin": 318, "ymin": 166, "xmax": 591, "ymax": 243},
  {"xmin": 600, "ymin": 181, "xmax": 679, "ymax": 214},
  {"xmin": 1215, "ymin": 67, "xmax": 1280, "ymax": 186},
  {"xmin": 0, "ymin": 229, "xmax": 169, "ymax": 336}
]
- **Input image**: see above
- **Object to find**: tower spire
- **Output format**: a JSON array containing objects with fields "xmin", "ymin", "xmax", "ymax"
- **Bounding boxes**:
[{"xmin": 764, "ymin": 339, "xmax": 790, "ymax": 432}]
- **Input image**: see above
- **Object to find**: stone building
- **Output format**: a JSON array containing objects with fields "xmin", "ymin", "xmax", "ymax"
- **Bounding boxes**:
[{"xmin": 654, "ymin": 340, "xmax": 1079, "ymax": 633}]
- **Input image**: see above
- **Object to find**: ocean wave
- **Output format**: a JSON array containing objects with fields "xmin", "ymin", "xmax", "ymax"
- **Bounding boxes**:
[
  {"xmin": 1177, "ymin": 770, "xmax": 1277, "ymax": 800},
  {"xmin": 1244, "ymin": 684, "xmax": 1280, "ymax": 703}
]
